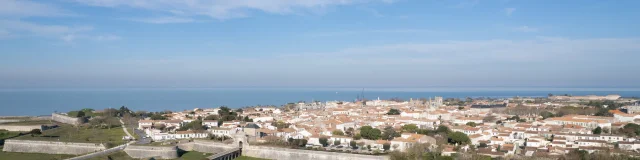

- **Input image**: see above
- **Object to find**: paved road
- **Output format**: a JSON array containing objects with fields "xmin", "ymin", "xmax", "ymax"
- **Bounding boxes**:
[{"xmin": 134, "ymin": 129, "xmax": 151, "ymax": 144}]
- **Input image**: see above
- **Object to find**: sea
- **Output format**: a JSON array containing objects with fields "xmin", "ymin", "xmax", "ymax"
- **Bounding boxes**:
[{"xmin": 1, "ymin": 87, "xmax": 640, "ymax": 116}]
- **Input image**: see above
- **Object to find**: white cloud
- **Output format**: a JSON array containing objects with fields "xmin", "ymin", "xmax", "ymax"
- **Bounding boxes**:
[
  {"xmin": 0, "ymin": 0, "xmax": 75, "ymax": 17},
  {"xmin": 305, "ymin": 29, "xmax": 443, "ymax": 37},
  {"xmin": 505, "ymin": 8, "xmax": 516, "ymax": 16},
  {"xmin": 125, "ymin": 16, "xmax": 196, "ymax": 24},
  {"xmin": 95, "ymin": 34, "xmax": 121, "ymax": 41},
  {"xmin": 0, "ymin": 20, "xmax": 119, "ymax": 42},
  {"xmin": 73, "ymin": 0, "xmax": 394, "ymax": 20},
  {"xmin": 513, "ymin": 26, "xmax": 538, "ymax": 32}
]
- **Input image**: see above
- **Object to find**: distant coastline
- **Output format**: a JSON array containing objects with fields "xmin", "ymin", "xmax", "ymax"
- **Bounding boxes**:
[{"xmin": 2, "ymin": 87, "xmax": 640, "ymax": 116}]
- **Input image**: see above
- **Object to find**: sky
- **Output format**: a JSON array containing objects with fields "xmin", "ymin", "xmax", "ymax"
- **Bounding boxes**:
[{"xmin": 1, "ymin": 0, "xmax": 639, "ymax": 88}]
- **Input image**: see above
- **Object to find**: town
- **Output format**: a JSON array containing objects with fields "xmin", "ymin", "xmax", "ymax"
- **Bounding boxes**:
[{"xmin": 126, "ymin": 94, "xmax": 640, "ymax": 159}]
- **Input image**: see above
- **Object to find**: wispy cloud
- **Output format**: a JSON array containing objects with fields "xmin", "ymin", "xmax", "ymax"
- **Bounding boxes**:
[
  {"xmin": 0, "ymin": 0, "xmax": 76, "ymax": 17},
  {"xmin": 513, "ymin": 26, "xmax": 538, "ymax": 32},
  {"xmin": 505, "ymin": 8, "xmax": 516, "ymax": 16},
  {"xmin": 124, "ymin": 16, "xmax": 196, "ymax": 24},
  {"xmin": 453, "ymin": 0, "xmax": 480, "ymax": 8},
  {"xmin": 305, "ymin": 29, "xmax": 442, "ymax": 37},
  {"xmin": 72, "ymin": 0, "xmax": 396, "ymax": 20},
  {"xmin": 0, "ymin": 20, "xmax": 120, "ymax": 42}
]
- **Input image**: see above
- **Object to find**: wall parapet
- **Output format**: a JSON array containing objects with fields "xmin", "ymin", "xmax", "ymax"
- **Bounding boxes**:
[
  {"xmin": 51, "ymin": 113, "xmax": 81, "ymax": 126},
  {"xmin": 244, "ymin": 146, "xmax": 389, "ymax": 160},
  {"xmin": 2, "ymin": 140, "xmax": 106, "ymax": 155},
  {"xmin": 124, "ymin": 145, "xmax": 179, "ymax": 159}
]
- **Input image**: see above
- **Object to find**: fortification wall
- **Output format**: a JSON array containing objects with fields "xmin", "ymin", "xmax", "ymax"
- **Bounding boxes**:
[
  {"xmin": 124, "ymin": 145, "xmax": 179, "ymax": 159},
  {"xmin": 0, "ymin": 119, "xmax": 21, "ymax": 124},
  {"xmin": 243, "ymin": 146, "xmax": 389, "ymax": 160},
  {"xmin": 2, "ymin": 140, "xmax": 106, "ymax": 155},
  {"xmin": 0, "ymin": 125, "xmax": 42, "ymax": 132},
  {"xmin": 177, "ymin": 140, "xmax": 234, "ymax": 153},
  {"xmin": 51, "ymin": 113, "xmax": 81, "ymax": 126}
]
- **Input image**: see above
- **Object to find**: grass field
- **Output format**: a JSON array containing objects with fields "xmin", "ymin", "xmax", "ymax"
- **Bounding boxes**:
[
  {"xmin": 177, "ymin": 151, "xmax": 214, "ymax": 160},
  {"xmin": 14, "ymin": 124, "xmax": 127, "ymax": 145},
  {"xmin": 86, "ymin": 151, "xmax": 134, "ymax": 160}
]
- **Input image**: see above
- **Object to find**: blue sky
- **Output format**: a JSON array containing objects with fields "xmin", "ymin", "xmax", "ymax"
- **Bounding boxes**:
[{"xmin": 1, "ymin": 0, "xmax": 639, "ymax": 88}]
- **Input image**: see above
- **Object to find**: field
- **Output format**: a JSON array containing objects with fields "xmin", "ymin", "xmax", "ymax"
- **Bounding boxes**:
[{"xmin": 14, "ymin": 124, "xmax": 128, "ymax": 145}]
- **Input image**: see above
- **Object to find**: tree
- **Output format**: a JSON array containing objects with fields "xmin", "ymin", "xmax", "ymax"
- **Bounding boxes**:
[
  {"xmin": 447, "ymin": 132, "xmax": 470, "ymax": 145},
  {"xmin": 29, "ymin": 129, "xmax": 42, "ymax": 135},
  {"xmin": 387, "ymin": 109, "xmax": 401, "ymax": 115},
  {"xmin": 593, "ymin": 126, "xmax": 602, "ymax": 134},
  {"xmin": 466, "ymin": 122, "xmax": 477, "ymax": 127},
  {"xmin": 360, "ymin": 126, "xmax": 382, "ymax": 140},
  {"xmin": 402, "ymin": 124, "xmax": 418, "ymax": 133},
  {"xmin": 243, "ymin": 116, "xmax": 252, "ymax": 122},
  {"xmin": 620, "ymin": 123, "xmax": 640, "ymax": 137},
  {"xmin": 150, "ymin": 114, "xmax": 167, "ymax": 120},
  {"xmin": 383, "ymin": 143, "xmax": 391, "ymax": 151},
  {"xmin": 204, "ymin": 115, "xmax": 218, "ymax": 120},
  {"xmin": 319, "ymin": 137, "xmax": 329, "ymax": 147},
  {"xmin": 540, "ymin": 111, "xmax": 555, "ymax": 119},
  {"xmin": 436, "ymin": 125, "xmax": 450, "ymax": 134},
  {"xmin": 478, "ymin": 143, "xmax": 488, "ymax": 148},
  {"xmin": 332, "ymin": 130, "xmax": 345, "ymax": 136},
  {"xmin": 76, "ymin": 111, "xmax": 85, "ymax": 118},
  {"xmin": 353, "ymin": 133, "xmax": 362, "ymax": 140},
  {"xmin": 382, "ymin": 126, "xmax": 400, "ymax": 140},
  {"xmin": 334, "ymin": 140, "xmax": 341, "ymax": 146},
  {"xmin": 482, "ymin": 115, "xmax": 496, "ymax": 123},
  {"xmin": 345, "ymin": 127, "xmax": 355, "ymax": 136},
  {"xmin": 603, "ymin": 127, "xmax": 610, "ymax": 134},
  {"xmin": 349, "ymin": 141, "xmax": 357, "ymax": 149}
]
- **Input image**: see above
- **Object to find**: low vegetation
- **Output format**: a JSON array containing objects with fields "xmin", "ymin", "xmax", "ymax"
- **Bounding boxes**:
[{"xmin": 14, "ymin": 124, "xmax": 127, "ymax": 145}]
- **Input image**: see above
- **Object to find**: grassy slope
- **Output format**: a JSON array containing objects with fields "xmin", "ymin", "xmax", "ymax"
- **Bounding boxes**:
[
  {"xmin": 14, "ymin": 124, "xmax": 127, "ymax": 145},
  {"xmin": 235, "ymin": 156, "xmax": 270, "ymax": 160},
  {"xmin": 0, "ymin": 147, "xmax": 74, "ymax": 160}
]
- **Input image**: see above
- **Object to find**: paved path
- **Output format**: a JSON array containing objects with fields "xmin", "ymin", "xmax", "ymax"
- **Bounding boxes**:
[
  {"xmin": 64, "ymin": 118, "xmax": 136, "ymax": 160},
  {"xmin": 119, "ymin": 118, "xmax": 135, "ymax": 140}
]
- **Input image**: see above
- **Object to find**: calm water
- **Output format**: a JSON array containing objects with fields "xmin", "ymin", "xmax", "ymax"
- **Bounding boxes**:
[{"xmin": 1, "ymin": 87, "xmax": 640, "ymax": 116}]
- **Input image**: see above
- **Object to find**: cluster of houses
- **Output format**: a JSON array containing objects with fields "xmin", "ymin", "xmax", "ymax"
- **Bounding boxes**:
[{"xmin": 136, "ymin": 95, "xmax": 640, "ymax": 157}]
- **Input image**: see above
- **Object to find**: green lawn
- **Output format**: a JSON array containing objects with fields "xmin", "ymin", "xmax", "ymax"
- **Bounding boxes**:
[
  {"xmin": 235, "ymin": 156, "xmax": 269, "ymax": 160},
  {"xmin": 176, "ymin": 151, "xmax": 214, "ymax": 160},
  {"xmin": 14, "ymin": 124, "xmax": 128, "ymax": 145}
]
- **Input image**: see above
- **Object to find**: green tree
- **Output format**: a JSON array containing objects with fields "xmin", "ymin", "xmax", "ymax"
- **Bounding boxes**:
[
  {"xmin": 204, "ymin": 115, "xmax": 218, "ymax": 120},
  {"xmin": 76, "ymin": 111, "xmax": 85, "ymax": 118},
  {"xmin": 319, "ymin": 137, "xmax": 329, "ymax": 147},
  {"xmin": 353, "ymin": 133, "xmax": 362, "ymax": 140},
  {"xmin": 350, "ymin": 141, "xmax": 357, "ymax": 149},
  {"xmin": 621, "ymin": 123, "xmax": 640, "ymax": 136},
  {"xmin": 540, "ymin": 111, "xmax": 555, "ymax": 119},
  {"xmin": 29, "ymin": 129, "xmax": 42, "ymax": 135},
  {"xmin": 150, "ymin": 114, "xmax": 167, "ymax": 120},
  {"xmin": 382, "ymin": 126, "xmax": 400, "ymax": 140},
  {"xmin": 332, "ymin": 130, "xmax": 345, "ymax": 136},
  {"xmin": 243, "ymin": 116, "xmax": 252, "ymax": 122},
  {"xmin": 334, "ymin": 140, "xmax": 341, "ymax": 146},
  {"xmin": 478, "ymin": 143, "xmax": 488, "ymax": 148},
  {"xmin": 402, "ymin": 124, "xmax": 418, "ymax": 133},
  {"xmin": 383, "ymin": 143, "xmax": 391, "ymax": 151},
  {"xmin": 387, "ymin": 109, "xmax": 401, "ymax": 115},
  {"xmin": 593, "ymin": 126, "xmax": 602, "ymax": 134},
  {"xmin": 447, "ymin": 131, "xmax": 470, "ymax": 145},
  {"xmin": 360, "ymin": 126, "xmax": 382, "ymax": 140},
  {"xmin": 436, "ymin": 125, "xmax": 450, "ymax": 134},
  {"xmin": 466, "ymin": 122, "xmax": 477, "ymax": 127}
]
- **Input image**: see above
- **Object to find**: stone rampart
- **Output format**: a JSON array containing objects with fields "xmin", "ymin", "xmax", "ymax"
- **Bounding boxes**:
[
  {"xmin": 2, "ymin": 140, "xmax": 106, "ymax": 155},
  {"xmin": 52, "ymin": 113, "xmax": 81, "ymax": 126},
  {"xmin": 243, "ymin": 146, "xmax": 389, "ymax": 160},
  {"xmin": 192, "ymin": 139, "xmax": 234, "ymax": 153},
  {"xmin": 124, "ymin": 145, "xmax": 179, "ymax": 159},
  {"xmin": 0, "ymin": 119, "xmax": 21, "ymax": 124},
  {"xmin": 0, "ymin": 125, "xmax": 42, "ymax": 132}
]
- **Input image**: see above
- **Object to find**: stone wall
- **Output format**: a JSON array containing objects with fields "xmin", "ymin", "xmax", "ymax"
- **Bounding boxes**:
[
  {"xmin": 243, "ymin": 146, "xmax": 389, "ymax": 160},
  {"xmin": 0, "ymin": 119, "xmax": 21, "ymax": 124},
  {"xmin": 2, "ymin": 140, "xmax": 106, "ymax": 155},
  {"xmin": 177, "ymin": 139, "xmax": 234, "ymax": 153},
  {"xmin": 124, "ymin": 145, "xmax": 179, "ymax": 159},
  {"xmin": 0, "ymin": 125, "xmax": 42, "ymax": 132},
  {"xmin": 51, "ymin": 113, "xmax": 81, "ymax": 126}
]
